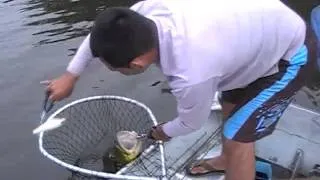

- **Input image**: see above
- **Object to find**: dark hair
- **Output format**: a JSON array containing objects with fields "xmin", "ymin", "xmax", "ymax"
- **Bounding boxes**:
[{"xmin": 90, "ymin": 7, "xmax": 157, "ymax": 68}]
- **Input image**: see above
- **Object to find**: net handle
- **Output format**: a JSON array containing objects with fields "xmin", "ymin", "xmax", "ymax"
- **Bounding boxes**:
[
  {"xmin": 40, "ymin": 91, "xmax": 54, "ymax": 124},
  {"xmin": 43, "ymin": 91, "xmax": 54, "ymax": 112}
]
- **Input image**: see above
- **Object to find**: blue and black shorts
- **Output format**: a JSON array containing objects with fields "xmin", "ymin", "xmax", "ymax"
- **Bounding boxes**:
[{"xmin": 222, "ymin": 45, "xmax": 312, "ymax": 142}]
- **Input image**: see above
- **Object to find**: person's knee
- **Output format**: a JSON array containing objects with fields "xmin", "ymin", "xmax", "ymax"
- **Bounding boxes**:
[
  {"xmin": 223, "ymin": 138, "xmax": 254, "ymax": 159},
  {"xmin": 221, "ymin": 102, "xmax": 236, "ymax": 120}
]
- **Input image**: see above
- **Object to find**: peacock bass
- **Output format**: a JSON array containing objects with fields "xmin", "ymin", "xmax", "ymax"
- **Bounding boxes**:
[{"xmin": 109, "ymin": 131, "xmax": 143, "ymax": 167}]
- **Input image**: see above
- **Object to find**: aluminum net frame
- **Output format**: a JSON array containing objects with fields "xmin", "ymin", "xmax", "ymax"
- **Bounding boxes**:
[
  {"xmin": 37, "ymin": 95, "xmax": 222, "ymax": 180},
  {"xmin": 38, "ymin": 96, "xmax": 165, "ymax": 180}
]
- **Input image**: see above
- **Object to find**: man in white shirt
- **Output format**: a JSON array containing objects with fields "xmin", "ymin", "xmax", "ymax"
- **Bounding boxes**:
[{"xmin": 44, "ymin": 0, "xmax": 312, "ymax": 179}]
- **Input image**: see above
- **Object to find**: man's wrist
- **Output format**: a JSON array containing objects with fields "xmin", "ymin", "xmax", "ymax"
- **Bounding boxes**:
[
  {"xmin": 150, "ymin": 123, "xmax": 172, "ymax": 142},
  {"xmin": 64, "ymin": 71, "xmax": 79, "ymax": 82},
  {"xmin": 155, "ymin": 124, "xmax": 172, "ymax": 140}
]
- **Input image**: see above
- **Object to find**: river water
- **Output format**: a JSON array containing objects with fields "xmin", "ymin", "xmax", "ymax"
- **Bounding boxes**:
[{"xmin": 0, "ymin": 0, "xmax": 319, "ymax": 179}]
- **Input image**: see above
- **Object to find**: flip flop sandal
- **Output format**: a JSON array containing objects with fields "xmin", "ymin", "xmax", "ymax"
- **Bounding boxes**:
[{"xmin": 185, "ymin": 159, "xmax": 225, "ymax": 177}]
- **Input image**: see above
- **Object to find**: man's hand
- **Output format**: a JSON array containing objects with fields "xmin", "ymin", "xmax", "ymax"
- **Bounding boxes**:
[
  {"xmin": 148, "ymin": 123, "xmax": 172, "ymax": 142},
  {"xmin": 41, "ymin": 72, "xmax": 78, "ymax": 101}
]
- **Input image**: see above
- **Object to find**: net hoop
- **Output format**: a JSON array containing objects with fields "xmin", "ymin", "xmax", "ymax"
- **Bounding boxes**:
[{"xmin": 38, "ymin": 95, "xmax": 165, "ymax": 180}]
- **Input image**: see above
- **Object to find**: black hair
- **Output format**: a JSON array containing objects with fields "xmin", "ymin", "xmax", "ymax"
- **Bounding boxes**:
[{"xmin": 90, "ymin": 7, "xmax": 158, "ymax": 68}]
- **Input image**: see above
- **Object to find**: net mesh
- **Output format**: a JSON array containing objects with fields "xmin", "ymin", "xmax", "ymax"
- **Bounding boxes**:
[{"xmin": 41, "ymin": 97, "xmax": 156, "ymax": 179}]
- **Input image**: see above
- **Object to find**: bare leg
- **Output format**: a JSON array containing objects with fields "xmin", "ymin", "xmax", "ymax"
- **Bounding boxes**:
[
  {"xmin": 189, "ymin": 101, "xmax": 236, "ymax": 174},
  {"xmin": 224, "ymin": 138, "xmax": 255, "ymax": 180}
]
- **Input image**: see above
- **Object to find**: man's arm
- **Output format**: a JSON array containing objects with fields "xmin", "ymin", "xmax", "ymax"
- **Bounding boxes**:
[
  {"xmin": 46, "ymin": 34, "xmax": 95, "ymax": 101},
  {"xmin": 162, "ymin": 78, "xmax": 219, "ymax": 137},
  {"xmin": 66, "ymin": 34, "xmax": 95, "ymax": 76}
]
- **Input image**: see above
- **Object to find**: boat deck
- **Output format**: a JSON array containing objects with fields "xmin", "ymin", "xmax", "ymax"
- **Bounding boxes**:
[{"xmin": 173, "ymin": 104, "xmax": 320, "ymax": 180}]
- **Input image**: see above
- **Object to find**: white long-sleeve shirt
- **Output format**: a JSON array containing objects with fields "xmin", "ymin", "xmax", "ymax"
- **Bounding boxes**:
[{"xmin": 66, "ymin": 0, "xmax": 306, "ymax": 137}]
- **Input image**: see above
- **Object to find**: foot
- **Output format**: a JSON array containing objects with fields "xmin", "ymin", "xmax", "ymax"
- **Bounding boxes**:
[{"xmin": 187, "ymin": 155, "xmax": 226, "ymax": 176}]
